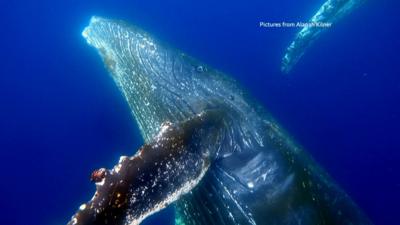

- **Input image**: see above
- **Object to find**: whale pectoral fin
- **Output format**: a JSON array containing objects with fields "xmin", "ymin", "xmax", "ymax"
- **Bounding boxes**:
[
  {"xmin": 281, "ymin": 0, "xmax": 366, "ymax": 73},
  {"xmin": 67, "ymin": 113, "xmax": 223, "ymax": 225}
]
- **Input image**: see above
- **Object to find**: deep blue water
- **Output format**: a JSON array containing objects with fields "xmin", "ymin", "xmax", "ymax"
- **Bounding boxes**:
[{"xmin": 0, "ymin": 1, "xmax": 399, "ymax": 225}]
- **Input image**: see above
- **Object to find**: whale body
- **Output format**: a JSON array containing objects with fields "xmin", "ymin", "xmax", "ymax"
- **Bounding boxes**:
[
  {"xmin": 68, "ymin": 16, "xmax": 373, "ymax": 225},
  {"xmin": 282, "ymin": 0, "xmax": 366, "ymax": 73}
]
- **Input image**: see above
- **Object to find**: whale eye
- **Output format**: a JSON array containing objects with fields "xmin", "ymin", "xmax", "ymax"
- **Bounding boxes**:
[
  {"xmin": 196, "ymin": 65, "xmax": 205, "ymax": 73},
  {"xmin": 91, "ymin": 168, "xmax": 106, "ymax": 183}
]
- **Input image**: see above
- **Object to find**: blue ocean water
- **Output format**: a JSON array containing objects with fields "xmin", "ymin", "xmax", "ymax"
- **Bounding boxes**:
[{"xmin": 0, "ymin": 1, "xmax": 399, "ymax": 225}]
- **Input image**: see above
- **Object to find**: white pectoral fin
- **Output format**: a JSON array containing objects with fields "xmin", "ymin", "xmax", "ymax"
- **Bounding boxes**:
[{"xmin": 281, "ymin": 0, "xmax": 366, "ymax": 74}]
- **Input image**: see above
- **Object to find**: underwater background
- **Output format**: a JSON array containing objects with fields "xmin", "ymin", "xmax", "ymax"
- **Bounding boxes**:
[{"xmin": 0, "ymin": 0, "xmax": 399, "ymax": 225}]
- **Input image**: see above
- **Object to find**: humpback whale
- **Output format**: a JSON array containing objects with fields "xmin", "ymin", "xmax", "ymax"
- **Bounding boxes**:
[
  {"xmin": 282, "ymin": 0, "xmax": 366, "ymax": 73},
  {"xmin": 68, "ymin": 16, "xmax": 372, "ymax": 225}
]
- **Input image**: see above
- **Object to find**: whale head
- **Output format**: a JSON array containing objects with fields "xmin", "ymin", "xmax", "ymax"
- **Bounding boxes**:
[{"xmin": 81, "ymin": 16, "xmax": 262, "ymax": 144}]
